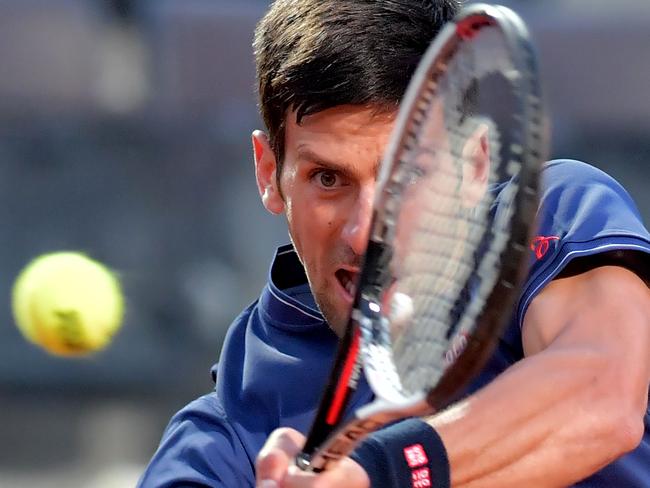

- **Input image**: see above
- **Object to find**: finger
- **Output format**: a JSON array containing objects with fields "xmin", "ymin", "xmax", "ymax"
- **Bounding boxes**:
[
  {"xmin": 281, "ymin": 457, "xmax": 370, "ymax": 488},
  {"xmin": 280, "ymin": 465, "xmax": 320, "ymax": 488},
  {"xmin": 256, "ymin": 428, "xmax": 305, "ymax": 485},
  {"xmin": 317, "ymin": 458, "xmax": 370, "ymax": 488}
]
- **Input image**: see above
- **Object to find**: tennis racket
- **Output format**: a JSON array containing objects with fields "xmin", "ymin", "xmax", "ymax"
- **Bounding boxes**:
[{"xmin": 295, "ymin": 3, "xmax": 546, "ymax": 472}]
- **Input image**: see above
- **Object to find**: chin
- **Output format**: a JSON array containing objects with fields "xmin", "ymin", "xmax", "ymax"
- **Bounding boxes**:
[
  {"xmin": 327, "ymin": 317, "xmax": 348, "ymax": 337},
  {"xmin": 324, "ymin": 306, "xmax": 351, "ymax": 337},
  {"xmin": 313, "ymin": 294, "xmax": 348, "ymax": 337}
]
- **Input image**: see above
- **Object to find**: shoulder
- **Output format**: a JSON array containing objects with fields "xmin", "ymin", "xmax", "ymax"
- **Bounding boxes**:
[
  {"xmin": 514, "ymin": 159, "xmax": 650, "ymax": 326},
  {"xmin": 532, "ymin": 158, "xmax": 649, "ymax": 265},
  {"xmin": 165, "ymin": 393, "xmax": 232, "ymax": 437},
  {"xmin": 506, "ymin": 159, "xmax": 650, "ymax": 328},
  {"xmin": 138, "ymin": 393, "xmax": 256, "ymax": 487},
  {"xmin": 540, "ymin": 158, "xmax": 641, "ymax": 212},
  {"xmin": 538, "ymin": 159, "xmax": 647, "ymax": 233},
  {"xmin": 542, "ymin": 158, "xmax": 624, "ymax": 183},
  {"xmin": 543, "ymin": 158, "xmax": 616, "ymax": 181}
]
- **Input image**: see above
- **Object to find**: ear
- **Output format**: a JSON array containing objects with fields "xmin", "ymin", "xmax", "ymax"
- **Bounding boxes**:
[
  {"xmin": 252, "ymin": 130, "xmax": 284, "ymax": 215},
  {"xmin": 460, "ymin": 123, "xmax": 490, "ymax": 207}
]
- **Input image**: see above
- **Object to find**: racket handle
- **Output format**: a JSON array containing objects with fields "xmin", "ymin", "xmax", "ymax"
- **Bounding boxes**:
[
  {"xmin": 298, "ymin": 397, "xmax": 432, "ymax": 472},
  {"xmin": 296, "ymin": 415, "xmax": 384, "ymax": 472}
]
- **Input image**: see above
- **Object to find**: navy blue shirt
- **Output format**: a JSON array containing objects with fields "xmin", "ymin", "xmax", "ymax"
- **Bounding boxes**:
[{"xmin": 139, "ymin": 160, "xmax": 650, "ymax": 487}]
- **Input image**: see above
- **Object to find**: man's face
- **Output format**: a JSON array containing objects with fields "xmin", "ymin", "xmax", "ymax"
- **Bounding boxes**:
[{"xmin": 253, "ymin": 106, "xmax": 396, "ymax": 336}]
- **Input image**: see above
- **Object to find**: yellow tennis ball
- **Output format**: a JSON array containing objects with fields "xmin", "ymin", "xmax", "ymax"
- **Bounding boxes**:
[{"xmin": 11, "ymin": 252, "xmax": 124, "ymax": 357}]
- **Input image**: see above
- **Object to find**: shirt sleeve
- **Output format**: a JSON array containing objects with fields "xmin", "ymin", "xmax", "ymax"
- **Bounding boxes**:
[
  {"xmin": 516, "ymin": 159, "xmax": 650, "ymax": 328},
  {"xmin": 137, "ymin": 393, "xmax": 255, "ymax": 488}
]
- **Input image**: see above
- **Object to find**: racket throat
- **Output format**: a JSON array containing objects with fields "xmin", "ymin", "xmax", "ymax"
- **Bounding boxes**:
[
  {"xmin": 300, "ymin": 325, "xmax": 364, "ymax": 459},
  {"xmin": 325, "ymin": 328, "xmax": 363, "ymax": 425}
]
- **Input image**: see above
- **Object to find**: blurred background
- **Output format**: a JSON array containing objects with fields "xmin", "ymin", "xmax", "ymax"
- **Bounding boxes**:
[{"xmin": 0, "ymin": 0, "xmax": 648, "ymax": 486}]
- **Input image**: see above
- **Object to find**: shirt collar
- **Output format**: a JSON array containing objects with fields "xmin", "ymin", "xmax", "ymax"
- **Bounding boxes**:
[{"xmin": 258, "ymin": 244, "xmax": 326, "ymax": 329}]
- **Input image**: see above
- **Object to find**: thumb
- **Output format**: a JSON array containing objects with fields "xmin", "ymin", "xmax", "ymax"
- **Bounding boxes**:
[{"xmin": 256, "ymin": 427, "xmax": 305, "ymax": 486}]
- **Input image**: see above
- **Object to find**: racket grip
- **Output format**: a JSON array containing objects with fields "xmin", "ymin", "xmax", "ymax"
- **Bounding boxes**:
[
  {"xmin": 296, "ymin": 397, "xmax": 433, "ymax": 472},
  {"xmin": 296, "ymin": 415, "xmax": 385, "ymax": 472}
]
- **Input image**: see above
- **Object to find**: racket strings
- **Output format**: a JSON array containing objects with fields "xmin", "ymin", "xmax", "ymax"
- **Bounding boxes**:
[
  {"xmin": 378, "ymin": 33, "xmax": 518, "ymax": 395},
  {"xmin": 394, "ymin": 209, "xmax": 501, "ymax": 392},
  {"xmin": 300, "ymin": 8, "xmax": 542, "ymax": 472}
]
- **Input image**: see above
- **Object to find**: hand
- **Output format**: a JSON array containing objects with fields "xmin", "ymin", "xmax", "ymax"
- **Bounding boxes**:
[{"xmin": 255, "ymin": 427, "xmax": 371, "ymax": 488}]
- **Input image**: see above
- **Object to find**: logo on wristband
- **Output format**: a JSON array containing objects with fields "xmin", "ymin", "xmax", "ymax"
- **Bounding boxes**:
[
  {"xmin": 412, "ymin": 468, "xmax": 432, "ymax": 487},
  {"xmin": 404, "ymin": 444, "xmax": 428, "ymax": 467},
  {"xmin": 404, "ymin": 444, "xmax": 432, "ymax": 487}
]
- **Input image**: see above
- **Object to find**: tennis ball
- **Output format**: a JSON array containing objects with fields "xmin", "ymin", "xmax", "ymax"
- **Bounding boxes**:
[{"xmin": 11, "ymin": 252, "xmax": 124, "ymax": 357}]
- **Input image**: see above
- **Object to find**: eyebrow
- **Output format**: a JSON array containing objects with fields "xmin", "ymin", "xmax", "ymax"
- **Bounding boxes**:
[{"xmin": 296, "ymin": 145, "xmax": 382, "ymax": 179}]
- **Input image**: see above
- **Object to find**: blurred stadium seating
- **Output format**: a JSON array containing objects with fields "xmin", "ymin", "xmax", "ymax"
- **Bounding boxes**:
[{"xmin": 0, "ymin": 1, "xmax": 647, "ymax": 486}]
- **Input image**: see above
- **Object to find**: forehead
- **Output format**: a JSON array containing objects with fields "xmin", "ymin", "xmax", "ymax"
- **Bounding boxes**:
[{"xmin": 284, "ymin": 105, "xmax": 397, "ymax": 153}]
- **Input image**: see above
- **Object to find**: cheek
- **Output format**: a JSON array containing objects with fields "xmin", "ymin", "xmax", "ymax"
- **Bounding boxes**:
[
  {"xmin": 280, "ymin": 170, "xmax": 354, "ymax": 258},
  {"xmin": 286, "ymin": 200, "xmax": 335, "ymax": 244},
  {"xmin": 285, "ymin": 200, "xmax": 342, "ymax": 270}
]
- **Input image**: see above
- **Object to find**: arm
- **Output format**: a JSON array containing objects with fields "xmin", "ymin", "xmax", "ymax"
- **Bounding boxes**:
[
  {"xmin": 256, "ymin": 265, "xmax": 650, "ymax": 487},
  {"xmin": 431, "ymin": 264, "xmax": 650, "ymax": 487}
]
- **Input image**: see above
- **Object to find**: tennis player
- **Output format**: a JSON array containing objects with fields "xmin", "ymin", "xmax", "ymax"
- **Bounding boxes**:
[{"xmin": 138, "ymin": 1, "xmax": 650, "ymax": 486}]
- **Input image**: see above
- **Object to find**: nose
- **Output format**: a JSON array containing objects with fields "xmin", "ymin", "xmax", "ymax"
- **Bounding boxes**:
[{"xmin": 341, "ymin": 181, "xmax": 375, "ymax": 256}]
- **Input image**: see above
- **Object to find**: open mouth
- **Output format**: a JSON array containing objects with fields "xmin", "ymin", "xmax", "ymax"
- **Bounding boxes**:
[{"xmin": 335, "ymin": 268, "xmax": 358, "ymax": 297}]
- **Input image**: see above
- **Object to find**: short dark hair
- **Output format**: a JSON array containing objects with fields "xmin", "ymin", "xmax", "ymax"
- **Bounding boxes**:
[{"xmin": 254, "ymin": 0, "xmax": 461, "ymax": 172}]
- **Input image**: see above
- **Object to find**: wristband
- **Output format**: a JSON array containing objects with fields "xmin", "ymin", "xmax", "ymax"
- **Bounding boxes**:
[{"xmin": 349, "ymin": 418, "xmax": 450, "ymax": 488}]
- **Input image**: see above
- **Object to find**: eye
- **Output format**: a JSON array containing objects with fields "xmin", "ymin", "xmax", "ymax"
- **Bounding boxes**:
[
  {"xmin": 319, "ymin": 171, "xmax": 337, "ymax": 187},
  {"xmin": 311, "ymin": 169, "xmax": 343, "ymax": 189}
]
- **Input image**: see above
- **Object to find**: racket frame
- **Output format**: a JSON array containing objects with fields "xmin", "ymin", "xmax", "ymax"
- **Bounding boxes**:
[{"xmin": 296, "ymin": 3, "xmax": 545, "ymax": 472}]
